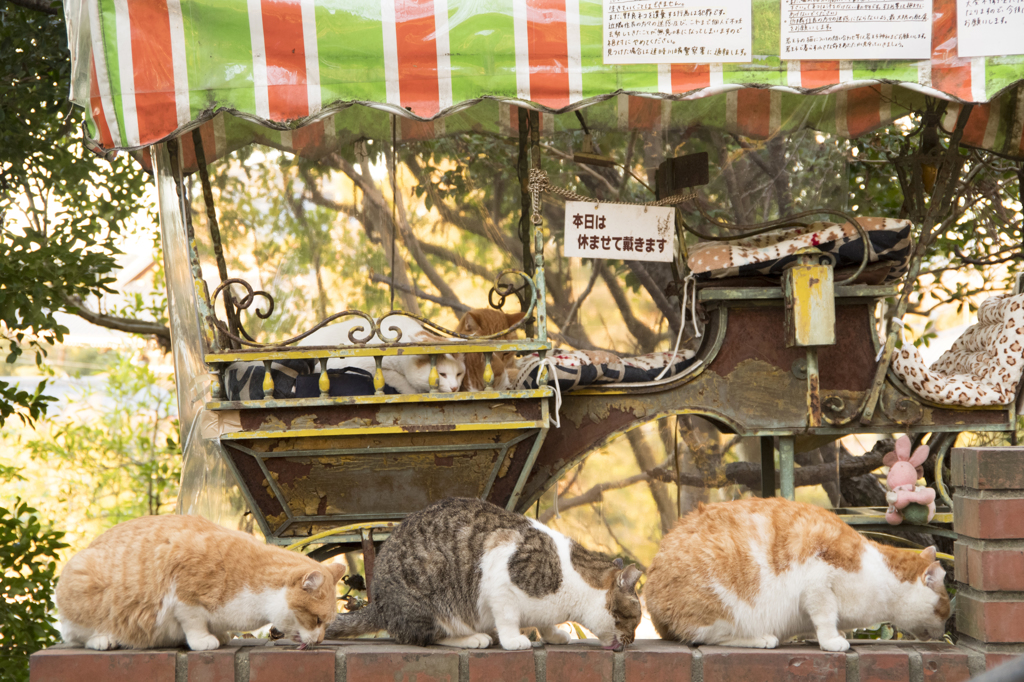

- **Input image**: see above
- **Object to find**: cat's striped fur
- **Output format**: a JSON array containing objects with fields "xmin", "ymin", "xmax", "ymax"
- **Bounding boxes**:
[
  {"xmin": 56, "ymin": 515, "xmax": 344, "ymax": 650},
  {"xmin": 326, "ymin": 498, "xmax": 642, "ymax": 650}
]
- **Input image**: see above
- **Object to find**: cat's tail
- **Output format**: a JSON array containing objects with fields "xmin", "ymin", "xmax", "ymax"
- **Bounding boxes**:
[{"xmin": 325, "ymin": 603, "xmax": 385, "ymax": 640}]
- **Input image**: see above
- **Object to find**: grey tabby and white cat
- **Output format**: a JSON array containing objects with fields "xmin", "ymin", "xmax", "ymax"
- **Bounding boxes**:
[{"xmin": 326, "ymin": 497, "xmax": 642, "ymax": 650}]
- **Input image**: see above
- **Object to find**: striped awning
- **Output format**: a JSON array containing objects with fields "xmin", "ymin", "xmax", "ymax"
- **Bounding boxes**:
[{"xmin": 65, "ymin": 0, "xmax": 1024, "ymax": 157}]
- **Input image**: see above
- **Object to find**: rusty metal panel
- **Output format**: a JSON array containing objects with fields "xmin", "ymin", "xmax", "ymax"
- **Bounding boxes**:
[
  {"xmin": 708, "ymin": 303, "xmax": 876, "ymax": 393},
  {"xmin": 225, "ymin": 429, "xmax": 541, "ymax": 538},
  {"xmin": 511, "ymin": 297, "xmax": 1015, "ymax": 512}
]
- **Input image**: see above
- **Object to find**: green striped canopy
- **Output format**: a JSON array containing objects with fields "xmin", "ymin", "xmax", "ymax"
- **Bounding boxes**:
[{"xmin": 65, "ymin": 0, "xmax": 1024, "ymax": 161}]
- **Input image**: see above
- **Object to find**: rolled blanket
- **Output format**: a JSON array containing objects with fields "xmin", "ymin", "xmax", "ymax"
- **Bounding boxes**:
[{"xmin": 514, "ymin": 349, "xmax": 698, "ymax": 390}]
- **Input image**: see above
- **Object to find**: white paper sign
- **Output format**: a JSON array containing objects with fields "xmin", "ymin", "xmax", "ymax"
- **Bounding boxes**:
[
  {"xmin": 563, "ymin": 202, "xmax": 675, "ymax": 262},
  {"xmin": 957, "ymin": 0, "xmax": 1024, "ymax": 57},
  {"xmin": 781, "ymin": 0, "xmax": 932, "ymax": 60},
  {"xmin": 603, "ymin": 0, "xmax": 752, "ymax": 64}
]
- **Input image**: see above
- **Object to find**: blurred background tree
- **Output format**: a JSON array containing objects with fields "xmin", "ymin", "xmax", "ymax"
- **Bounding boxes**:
[
  {"xmin": 0, "ymin": 497, "xmax": 67, "ymax": 682},
  {"xmin": 0, "ymin": 0, "xmax": 163, "ymax": 428}
]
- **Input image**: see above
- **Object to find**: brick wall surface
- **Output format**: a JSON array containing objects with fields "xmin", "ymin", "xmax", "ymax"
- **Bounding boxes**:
[
  {"xmin": 30, "ymin": 639, "xmax": 987, "ymax": 682},
  {"xmin": 951, "ymin": 446, "xmax": 1024, "ymax": 670}
]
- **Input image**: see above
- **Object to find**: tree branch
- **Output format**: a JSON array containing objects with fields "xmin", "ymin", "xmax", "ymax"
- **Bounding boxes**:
[
  {"xmin": 597, "ymin": 263, "xmax": 660, "ymax": 350},
  {"xmin": 368, "ymin": 274, "xmax": 470, "ymax": 314},
  {"xmin": 560, "ymin": 262, "xmax": 600, "ymax": 330},
  {"xmin": 63, "ymin": 296, "xmax": 171, "ymax": 349},
  {"xmin": 540, "ymin": 471, "xmax": 652, "ymax": 523},
  {"xmin": 545, "ymin": 330, "xmax": 618, "ymax": 354},
  {"xmin": 627, "ymin": 261, "xmax": 681, "ymax": 336},
  {"xmin": 404, "ymin": 155, "xmax": 524, "ymax": 260},
  {"xmin": 417, "ymin": 242, "xmax": 497, "ymax": 281},
  {"xmin": 337, "ymin": 154, "xmax": 420, "ymax": 311},
  {"xmin": 592, "ymin": 503, "xmax": 649, "ymax": 572},
  {"xmin": 383, "ymin": 148, "xmax": 464, "ymax": 309},
  {"xmin": 541, "ymin": 144, "xmax": 619, "ymax": 195},
  {"xmin": 541, "ymin": 446, "xmax": 888, "ymax": 522}
]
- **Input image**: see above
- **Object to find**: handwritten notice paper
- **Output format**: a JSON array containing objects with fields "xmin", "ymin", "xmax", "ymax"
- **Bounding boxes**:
[
  {"xmin": 603, "ymin": 0, "xmax": 752, "ymax": 64},
  {"xmin": 564, "ymin": 202, "xmax": 675, "ymax": 263},
  {"xmin": 957, "ymin": 0, "xmax": 1024, "ymax": 57},
  {"xmin": 781, "ymin": 0, "xmax": 932, "ymax": 60}
]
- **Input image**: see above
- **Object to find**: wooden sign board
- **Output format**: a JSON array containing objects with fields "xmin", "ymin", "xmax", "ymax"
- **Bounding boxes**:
[{"xmin": 564, "ymin": 201, "xmax": 675, "ymax": 262}]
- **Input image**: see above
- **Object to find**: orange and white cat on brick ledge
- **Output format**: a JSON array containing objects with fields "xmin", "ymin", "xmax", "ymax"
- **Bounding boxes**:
[
  {"xmin": 55, "ymin": 515, "xmax": 344, "ymax": 651},
  {"xmin": 644, "ymin": 498, "xmax": 950, "ymax": 651}
]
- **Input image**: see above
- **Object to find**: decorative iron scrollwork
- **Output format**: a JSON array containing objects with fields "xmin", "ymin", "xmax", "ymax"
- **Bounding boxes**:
[
  {"xmin": 879, "ymin": 389, "xmax": 924, "ymax": 425},
  {"xmin": 489, "ymin": 270, "xmax": 532, "ymax": 314},
  {"xmin": 212, "ymin": 278, "xmax": 275, "ymax": 343},
  {"xmin": 820, "ymin": 394, "xmax": 861, "ymax": 426},
  {"xmin": 209, "ymin": 270, "xmax": 538, "ymax": 348}
]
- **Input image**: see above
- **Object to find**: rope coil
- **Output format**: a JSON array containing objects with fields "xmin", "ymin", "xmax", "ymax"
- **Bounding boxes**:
[{"xmin": 527, "ymin": 169, "xmax": 699, "ymax": 225}]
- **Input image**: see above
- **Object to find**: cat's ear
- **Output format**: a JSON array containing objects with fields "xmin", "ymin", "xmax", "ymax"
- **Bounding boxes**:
[
  {"xmin": 301, "ymin": 570, "xmax": 326, "ymax": 592},
  {"xmin": 924, "ymin": 561, "xmax": 946, "ymax": 592},
  {"xmin": 920, "ymin": 546, "xmax": 937, "ymax": 562},
  {"xmin": 325, "ymin": 562, "xmax": 347, "ymax": 584},
  {"xmin": 613, "ymin": 557, "xmax": 625, "ymax": 570},
  {"xmin": 459, "ymin": 311, "xmax": 482, "ymax": 334},
  {"xmin": 617, "ymin": 564, "xmax": 642, "ymax": 593},
  {"xmin": 504, "ymin": 311, "xmax": 526, "ymax": 327}
]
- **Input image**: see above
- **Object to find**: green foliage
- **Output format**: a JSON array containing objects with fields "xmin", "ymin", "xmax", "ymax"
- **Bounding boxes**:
[
  {"xmin": 24, "ymin": 353, "xmax": 180, "ymax": 523},
  {"xmin": 0, "ymin": 1, "xmax": 154, "ymax": 426},
  {"xmin": 850, "ymin": 114, "xmax": 1024, "ymax": 315},
  {"xmin": 0, "ymin": 378, "xmax": 54, "ymax": 428},
  {"xmin": 0, "ymin": 499, "xmax": 68, "ymax": 682}
]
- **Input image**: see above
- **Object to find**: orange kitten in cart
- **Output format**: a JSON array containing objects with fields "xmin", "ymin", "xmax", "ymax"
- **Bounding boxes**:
[
  {"xmin": 456, "ymin": 308, "xmax": 525, "ymax": 391},
  {"xmin": 644, "ymin": 498, "xmax": 949, "ymax": 651},
  {"xmin": 56, "ymin": 515, "xmax": 344, "ymax": 650}
]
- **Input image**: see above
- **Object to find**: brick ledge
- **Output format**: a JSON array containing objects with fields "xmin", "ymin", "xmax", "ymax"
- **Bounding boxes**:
[{"xmin": 30, "ymin": 638, "xmax": 1008, "ymax": 682}]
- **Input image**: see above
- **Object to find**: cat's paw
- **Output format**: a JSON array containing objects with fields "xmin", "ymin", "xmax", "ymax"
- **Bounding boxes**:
[
  {"xmin": 500, "ymin": 634, "xmax": 534, "ymax": 651},
  {"xmin": 465, "ymin": 633, "xmax": 493, "ymax": 649},
  {"xmin": 541, "ymin": 626, "xmax": 571, "ymax": 645},
  {"xmin": 760, "ymin": 635, "xmax": 780, "ymax": 649},
  {"xmin": 84, "ymin": 635, "xmax": 117, "ymax": 651},
  {"xmin": 819, "ymin": 636, "xmax": 850, "ymax": 652},
  {"xmin": 187, "ymin": 634, "xmax": 222, "ymax": 651},
  {"xmin": 437, "ymin": 633, "xmax": 493, "ymax": 649}
]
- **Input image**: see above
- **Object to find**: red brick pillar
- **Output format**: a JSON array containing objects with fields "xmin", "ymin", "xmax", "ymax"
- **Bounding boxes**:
[{"xmin": 952, "ymin": 446, "xmax": 1024, "ymax": 669}]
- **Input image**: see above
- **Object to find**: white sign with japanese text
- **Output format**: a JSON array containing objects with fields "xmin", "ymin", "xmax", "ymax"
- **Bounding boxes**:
[
  {"xmin": 603, "ymin": 0, "xmax": 752, "ymax": 64},
  {"xmin": 957, "ymin": 0, "xmax": 1024, "ymax": 57},
  {"xmin": 781, "ymin": 0, "xmax": 932, "ymax": 60},
  {"xmin": 563, "ymin": 201, "xmax": 675, "ymax": 262}
]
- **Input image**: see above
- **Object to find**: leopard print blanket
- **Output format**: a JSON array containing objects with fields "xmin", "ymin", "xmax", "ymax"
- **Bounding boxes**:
[{"xmin": 891, "ymin": 294, "xmax": 1024, "ymax": 407}]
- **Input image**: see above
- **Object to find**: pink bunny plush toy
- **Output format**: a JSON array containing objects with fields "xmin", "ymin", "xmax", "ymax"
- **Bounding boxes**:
[{"xmin": 883, "ymin": 435, "xmax": 936, "ymax": 525}]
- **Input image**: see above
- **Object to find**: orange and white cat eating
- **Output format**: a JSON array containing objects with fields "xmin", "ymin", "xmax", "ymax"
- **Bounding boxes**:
[
  {"xmin": 644, "ymin": 498, "xmax": 949, "ymax": 651},
  {"xmin": 55, "ymin": 515, "xmax": 344, "ymax": 650}
]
